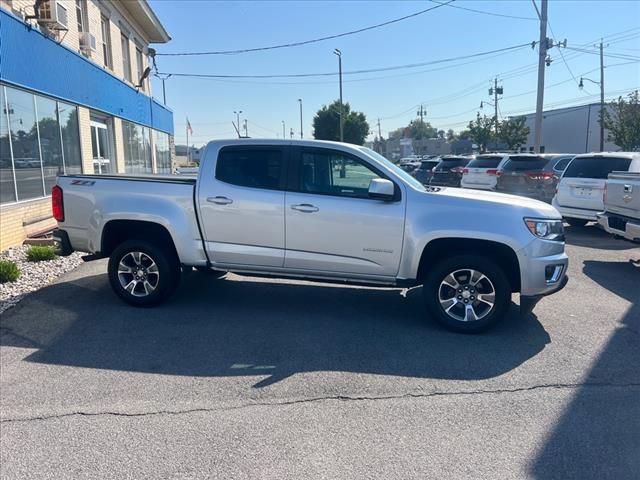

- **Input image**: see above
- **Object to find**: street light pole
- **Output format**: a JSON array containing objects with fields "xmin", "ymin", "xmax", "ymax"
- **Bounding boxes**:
[
  {"xmin": 298, "ymin": 98, "xmax": 303, "ymax": 139},
  {"xmin": 334, "ymin": 49, "xmax": 344, "ymax": 142}
]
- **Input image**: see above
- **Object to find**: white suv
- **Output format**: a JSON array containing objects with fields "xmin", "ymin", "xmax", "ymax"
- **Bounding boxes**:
[{"xmin": 552, "ymin": 153, "xmax": 640, "ymax": 227}]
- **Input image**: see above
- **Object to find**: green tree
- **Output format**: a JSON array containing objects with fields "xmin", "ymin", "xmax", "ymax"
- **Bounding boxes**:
[
  {"xmin": 601, "ymin": 90, "xmax": 640, "ymax": 151},
  {"xmin": 446, "ymin": 129, "xmax": 456, "ymax": 142},
  {"xmin": 408, "ymin": 120, "xmax": 437, "ymax": 140},
  {"xmin": 466, "ymin": 115, "xmax": 495, "ymax": 152},
  {"xmin": 437, "ymin": 129, "xmax": 445, "ymax": 140},
  {"xmin": 313, "ymin": 101, "xmax": 370, "ymax": 145},
  {"xmin": 498, "ymin": 116, "xmax": 530, "ymax": 150}
]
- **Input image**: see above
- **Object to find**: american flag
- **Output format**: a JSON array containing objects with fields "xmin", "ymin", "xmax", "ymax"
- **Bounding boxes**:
[{"xmin": 186, "ymin": 117, "xmax": 193, "ymax": 135}]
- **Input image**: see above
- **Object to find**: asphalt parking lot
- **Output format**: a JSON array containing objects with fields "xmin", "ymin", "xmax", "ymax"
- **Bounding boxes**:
[{"xmin": 1, "ymin": 225, "xmax": 638, "ymax": 479}]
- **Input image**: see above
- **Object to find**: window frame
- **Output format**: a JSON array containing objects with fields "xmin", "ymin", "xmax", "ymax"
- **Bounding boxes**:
[
  {"xmin": 135, "ymin": 47, "xmax": 145, "ymax": 90},
  {"xmin": 101, "ymin": 15, "xmax": 113, "ymax": 70},
  {"xmin": 120, "ymin": 33, "xmax": 132, "ymax": 82},
  {"xmin": 215, "ymin": 145, "xmax": 288, "ymax": 191},
  {"xmin": 287, "ymin": 146, "xmax": 401, "ymax": 201}
]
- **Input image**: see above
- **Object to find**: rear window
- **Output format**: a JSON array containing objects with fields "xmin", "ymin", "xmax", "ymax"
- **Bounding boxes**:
[
  {"xmin": 419, "ymin": 161, "xmax": 438, "ymax": 170},
  {"xmin": 502, "ymin": 155, "xmax": 547, "ymax": 171},
  {"xmin": 467, "ymin": 156, "xmax": 502, "ymax": 168},
  {"xmin": 435, "ymin": 158, "xmax": 468, "ymax": 170},
  {"xmin": 216, "ymin": 148, "xmax": 283, "ymax": 190},
  {"xmin": 563, "ymin": 156, "xmax": 632, "ymax": 179}
]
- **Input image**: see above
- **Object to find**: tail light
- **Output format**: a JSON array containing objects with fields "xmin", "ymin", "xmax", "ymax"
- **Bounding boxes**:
[
  {"xmin": 450, "ymin": 166, "xmax": 465, "ymax": 174},
  {"xmin": 52, "ymin": 185, "xmax": 64, "ymax": 222},
  {"xmin": 462, "ymin": 168, "xmax": 469, "ymax": 174},
  {"xmin": 486, "ymin": 169, "xmax": 501, "ymax": 176},
  {"xmin": 526, "ymin": 171, "xmax": 555, "ymax": 181}
]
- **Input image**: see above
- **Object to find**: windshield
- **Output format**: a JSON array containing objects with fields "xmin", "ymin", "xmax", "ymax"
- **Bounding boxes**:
[
  {"xmin": 361, "ymin": 147, "xmax": 426, "ymax": 191},
  {"xmin": 563, "ymin": 156, "xmax": 632, "ymax": 179}
]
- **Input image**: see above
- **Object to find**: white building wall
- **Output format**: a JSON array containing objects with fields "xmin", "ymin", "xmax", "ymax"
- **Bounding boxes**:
[{"xmin": 520, "ymin": 104, "xmax": 618, "ymax": 154}]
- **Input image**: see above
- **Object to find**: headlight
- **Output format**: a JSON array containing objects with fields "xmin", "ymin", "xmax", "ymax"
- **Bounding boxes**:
[{"xmin": 524, "ymin": 218, "xmax": 564, "ymax": 241}]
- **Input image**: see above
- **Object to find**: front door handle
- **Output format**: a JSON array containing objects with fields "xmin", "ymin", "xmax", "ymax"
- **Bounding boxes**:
[
  {"xmin": 207, "ymin": 196, "xmax": 233, "ymax": 205},
  {"xmin": 291, "ymin": 203, "xmax": 319, "ymax": 213}
]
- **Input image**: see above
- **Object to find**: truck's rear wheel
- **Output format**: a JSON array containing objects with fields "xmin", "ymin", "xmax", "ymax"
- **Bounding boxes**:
[
  {"xmin": 108, "ymin": 240, "xmax": 180, "ymax": 307},
  {"xmin": 423, "ymin": 255, "xmax": 510, "ymax": 333}
]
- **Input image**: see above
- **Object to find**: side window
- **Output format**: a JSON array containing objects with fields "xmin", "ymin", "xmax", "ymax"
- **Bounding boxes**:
[
  {"xmin": 216, "ymin": 148, "xmax": 283, "ymax": 190},
  {"xmin": 300, "ymin": 150, "xmax": 381, "ymax": 198},
  {"xmin": 553, "ymin": 157, "xmax": 572, "ymax": 172}
]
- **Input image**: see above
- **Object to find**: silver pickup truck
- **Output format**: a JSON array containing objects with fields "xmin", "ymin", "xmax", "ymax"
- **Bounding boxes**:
[
  {"xmin": 598, "ymin": 170, "xmax": 640, "ymax": 243},
  {"xmin": 53, "ymin": 139, "xmax": 568, "ymax": 333}
]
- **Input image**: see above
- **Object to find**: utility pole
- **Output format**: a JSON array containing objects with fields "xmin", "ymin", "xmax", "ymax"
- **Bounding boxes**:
[
  {"xmin": 282, "ymin": 120, "xmax": 285, "ymax": 139},
  {"xmin": 488, "ymin": 77, "xmax": 503, "ymax": 137},
  {"xmin": 298, "ymin": 98, "xmax": 303, "ymax": 139},
  {"xmin": 533, "ymin": 0, "xmax": 548, "ymax": 153},
  {"xmin": 243, "ymin": 119, "xmax": 248, "ymax": 138},
  {"xmin": 599, "ymin": 39, "xmax": 604, "ymax": 152},
  {"xmin": 377, "ymin": 118, "xmax": 382, "ymax": 139},
  {"xmin": 290, "ymin": 128, "xmax": 294, "ymax": 139},
  {"xmin": 334, "ymin": 49, "xmax": 344, "ymax": 142},
  {"xmin": 417, "ymin": 104, "xmax": 426, "ymax": 125},
  {"xmin": 234, "ymin": 110, "xmax": 242, "ymax": 139}
]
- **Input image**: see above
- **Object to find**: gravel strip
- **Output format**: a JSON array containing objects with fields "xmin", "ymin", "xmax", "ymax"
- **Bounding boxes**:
[{"xmin": 0, "ymin": 245, "xmax": 84, "ymax": 315}]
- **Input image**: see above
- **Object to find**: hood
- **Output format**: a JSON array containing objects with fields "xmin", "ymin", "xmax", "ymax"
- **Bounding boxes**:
[{"xmin": 422, "ymin": 186, "xmax": 561, "ymax": 219}]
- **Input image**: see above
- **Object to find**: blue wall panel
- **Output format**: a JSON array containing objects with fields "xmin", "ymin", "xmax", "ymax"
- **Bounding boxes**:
[{"xmin": 0, "ymin": 10, "xmax": 173, "ymax": 134}]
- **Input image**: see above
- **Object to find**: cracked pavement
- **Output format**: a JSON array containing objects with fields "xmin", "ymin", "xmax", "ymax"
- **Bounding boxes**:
[{"xmin": 1, "ymin": 226, "xmax": 639, "ymax": 479}]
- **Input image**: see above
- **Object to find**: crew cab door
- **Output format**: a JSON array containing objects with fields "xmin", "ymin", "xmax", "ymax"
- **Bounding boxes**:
[
  {"xmin": 198, "ymin": 145, "xmax": 286, "ymax": 267},
  {"xmin": 284, "ymin": 147, "xmax": 405, "ymax": 277}
]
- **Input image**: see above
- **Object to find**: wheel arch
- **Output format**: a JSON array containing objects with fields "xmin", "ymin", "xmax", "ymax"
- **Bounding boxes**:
[
  {"xmin": 416, "ymin": 238, "xmax": 521, "ymax": 292},
  {"xmin": 101, "ymin": 220, "xmax": 179, "ymax": 262}
]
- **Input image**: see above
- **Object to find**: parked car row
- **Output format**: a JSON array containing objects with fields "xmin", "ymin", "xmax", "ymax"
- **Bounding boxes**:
[{"xmin": 406, "ymin": 151, "xmax": 640, "ymax": 240}]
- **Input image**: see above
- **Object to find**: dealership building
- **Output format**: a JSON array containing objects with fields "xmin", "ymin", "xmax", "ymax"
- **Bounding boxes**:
[{"xmin": 0, "ymin": 0, "xmax": 174, "ymax": 250}]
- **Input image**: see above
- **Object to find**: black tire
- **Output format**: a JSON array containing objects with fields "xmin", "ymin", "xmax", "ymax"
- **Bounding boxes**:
[
  {"xmin": 565, "ymin": 217, "xmax": 589, "ymax": 227},
  {"xmin": 108, "ymin": 240, "xmax": 180, "ymax": 307},
  {"xmin": 193, "ymin": 266, "xmax": 227, "ymax": 278},
  {"xmin": 423, "ymin": 255, "xmax": 511, "ymax": 333}
]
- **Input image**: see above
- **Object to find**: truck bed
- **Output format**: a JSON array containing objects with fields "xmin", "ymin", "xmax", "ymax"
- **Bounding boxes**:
[{"xmin": 605, "ymin": 171, "xmax": 640, "ymax": 220}]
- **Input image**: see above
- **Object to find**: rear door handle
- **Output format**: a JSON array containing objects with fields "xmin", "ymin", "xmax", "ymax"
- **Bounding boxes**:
[
  {"xmin": 207, "ymin": 196, "xmax": 233, "ymax": 205},
  {"xmin": 291, "ymin": 203, "xmax": 319, "ymax": 213}
]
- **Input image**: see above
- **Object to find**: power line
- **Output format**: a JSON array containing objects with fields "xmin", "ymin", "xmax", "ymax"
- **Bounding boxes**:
[
  {"xmin": 156, "ymin": 42, "xmax": 534, "ymax": 79},
  {"xmin": 157, "ymin": 1, "xmax": 454, "ymax": 56},
  {"xmin": 429, "ymin": 0, "xmax": 536, "ymax": 20},
  {"xmin": 564, "ymin": 46, "xmax": 640, "ymax": 62}
]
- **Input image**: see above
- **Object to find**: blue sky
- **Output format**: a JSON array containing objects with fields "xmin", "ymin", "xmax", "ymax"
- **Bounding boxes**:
[{"xmin": 148, "ymin": 0, "xmax": 640, "ymax": 146}]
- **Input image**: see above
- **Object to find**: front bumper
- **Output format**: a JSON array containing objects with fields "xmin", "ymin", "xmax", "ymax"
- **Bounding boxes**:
[
  {"xmin": 53, "ymin": 229, "xmax": 74, "ymax": 256},
  {"xmin": 518, "ymin": 238, "xmax": 569, "ymax": 297}
]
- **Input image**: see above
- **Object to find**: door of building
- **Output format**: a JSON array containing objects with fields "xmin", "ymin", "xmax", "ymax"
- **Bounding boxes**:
[{"xmin": 90, "ymin": 119, "xmax": 112, "ymax": 174}]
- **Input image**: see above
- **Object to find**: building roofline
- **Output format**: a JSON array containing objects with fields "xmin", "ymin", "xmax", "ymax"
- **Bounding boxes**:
[{"xmin": 119, "ymin": 0, "xmax": 171, "ymax": 43}]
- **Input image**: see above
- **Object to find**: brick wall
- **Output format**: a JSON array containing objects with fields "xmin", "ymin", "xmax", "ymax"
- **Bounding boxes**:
[{"xmin": 0, "ymin": 198, "xmax": 55, "ymax": 250}]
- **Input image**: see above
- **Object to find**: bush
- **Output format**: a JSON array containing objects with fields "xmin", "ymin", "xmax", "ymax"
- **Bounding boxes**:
[
  {"xmin": 26, "ymin": 245, "xmax": 58, "ymax": 262},
  {"xmin": 0, "ymin": 259, "xmax": 20, "ymax": 283}
]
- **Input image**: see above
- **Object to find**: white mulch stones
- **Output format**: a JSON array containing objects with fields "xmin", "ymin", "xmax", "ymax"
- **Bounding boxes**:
[{"xmin": 0, "ymin": 245, "xmax": 84, "ymax": 315}]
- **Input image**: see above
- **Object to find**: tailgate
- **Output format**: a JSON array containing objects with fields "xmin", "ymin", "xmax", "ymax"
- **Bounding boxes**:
[
  {"xmin": 556, "ymin": 178, "xmax": 605, "ymax": 211},
  {"xmin": 605, "ymin": 176, "xmax": 640, "ymax": 219},
  {"xmin": 463, "ymin": 169, "xmax": 493, "ymax": 186}
]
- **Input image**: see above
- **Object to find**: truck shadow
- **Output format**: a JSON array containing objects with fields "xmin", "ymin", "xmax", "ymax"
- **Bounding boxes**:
[
  {"xmin": 0, "ymin": 271, "xmax": 550, "ymax": 387},
  {"xmin": 530, "ymin": 259, "xmax": 640, "ymax": 479},
  {"xmin": 563, "ymin": 224, "xmax": 638, "ymax": 251}
]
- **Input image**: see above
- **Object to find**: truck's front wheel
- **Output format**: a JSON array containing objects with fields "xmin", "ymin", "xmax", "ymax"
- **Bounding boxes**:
[
  {"xmin": 423, "ymin": 255, "xmax": 510, "ymax": 333},
  {"xmin": 108, "ymin": 240, "xmax": 180, "ymax": 307}
]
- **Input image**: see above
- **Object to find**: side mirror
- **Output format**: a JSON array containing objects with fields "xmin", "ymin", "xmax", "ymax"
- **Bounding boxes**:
[{"xmin": 368, "ymin": 178, "xmax": 395, "ymax": 201}]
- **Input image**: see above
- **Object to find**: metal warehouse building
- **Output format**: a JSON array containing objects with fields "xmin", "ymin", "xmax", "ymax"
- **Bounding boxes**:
[{"xmin": 0, "ymin": 0, "xmax": 174, "ymax": 250}]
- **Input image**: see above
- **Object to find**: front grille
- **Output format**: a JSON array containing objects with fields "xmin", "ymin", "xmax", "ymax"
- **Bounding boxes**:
[{"xmin": 608, "ymin": 216, "xmax": 627, "ymax": 231}]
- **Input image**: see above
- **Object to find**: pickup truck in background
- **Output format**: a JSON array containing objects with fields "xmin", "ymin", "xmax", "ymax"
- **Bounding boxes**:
[
  {"xmin": 598, "ymin": 171, "xmax": 640, "ymax": 243},
  {"xmin": 53, "ymin": 139, "xmax": 568, "ymax": 333}
]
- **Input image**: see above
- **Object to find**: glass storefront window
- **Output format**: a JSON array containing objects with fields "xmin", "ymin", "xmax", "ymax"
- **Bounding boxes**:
[
  {"xmin": 6, "ymin": 86, "xmax": 43, "ymax": 201},
  {"xmin": 1, "ymin": 86, "xmax": 17, "ymax": 203},
  {"xmin": 59, "ymin": 101, "xmax": 82, "ymax": 175},
  {"xmin": 154, "ymin": 130, "xmax": 171, "ymax": 174},
  {"xmin": 36, "ymin": 95, "xmax": 64, "ymax": 193},
  {"xmin": 122, "ymin": 120, "xmax": 152, "ymax": 174},
  {"xmin": 0, "ymin": 85, "xmax": 82, "ymax": 205}
]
